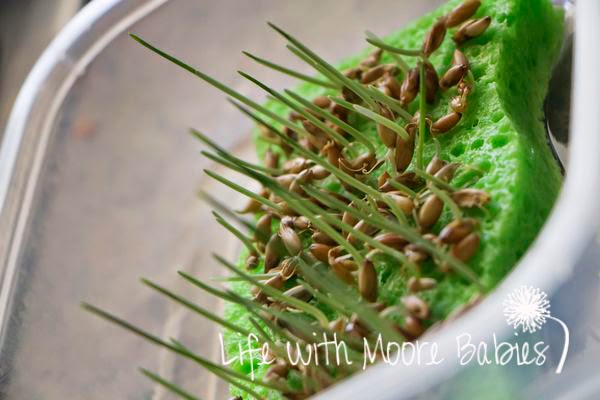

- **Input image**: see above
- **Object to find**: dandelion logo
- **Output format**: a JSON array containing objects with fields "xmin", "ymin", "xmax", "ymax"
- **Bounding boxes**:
[{"xmin": 503, "ymin": 285, "xmax": 569, "ymax": 373}]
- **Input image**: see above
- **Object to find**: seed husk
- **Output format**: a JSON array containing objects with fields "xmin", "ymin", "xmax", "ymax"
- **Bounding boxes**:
[
  {"xmin": 402, "ymin": 295, "xmax": 430, "ymax": 319},
  {"xmin": 424, "ymin": 62, "xmax": 439, "ymax": 103},
  {"xmin": 426, "ymin": 154, "xmax": 446, "ymax": 175},
  {"xmin": 454, "ymin": 16, "xmax": 492, "ymax": 44},
  {"xmin": 279, "ymin": 225, "xmax": 302, "ymax": 256},
  {"xmin": 422, "ymin": 17, "xmax": 447, "ymax": 56},
  {"xmin": 393, "ymin": 123, "xmax": 416, "ymax": 172},
  {"xmin": 451, "ymin": 188, "xmax": 491, "ymax": 208},
  {"xmin": 309, "ymin": 243, "xmax": 331, "ymax": 264},
  {"xmin": 446, "ymin": 0, "xmax": 481, "ymax": 27},
  {"xmin": 344, "ymin": 66, "xmax": 363, "ymax": 80},
  {"xmin": 342, "ymin": 86, "xmax": 362, "ymax": 104},
  {"xmin": 309, "ymin": 164, "xmax": 330, "ymax": 180},
  {"xmin": 379, "ymin": 172, "xmax": 424, "ymax": 192},
  {"xmin": 245, "ymin": 254, "xmax": 259, "ymax": 270},
  {"xmin": 264, "ymin": 233, "xmax": 284, "ymax": 272},
  {"xmin": 358, "ymin": 260, "xmax": 378, "ymax": 302},
  {"xmin": 434, "ymin": 162, "xmax": 460, "ymax": 182},
  {"xmin": 376, "ymin": 106, "xmax": 398, "ymax": 148},
  {"xmin": 255, "ymin": 214, "xmax": 272, "ymax": 243},
  {"xmin": 283, "ymin": 285, "xmax": 312, "ymax": 302},
  {"xmin": 373, "ymin": 232, "xmax": 408, "ymax": 251},
  {"xmin": 279, "ymin": 257, "xmax": 297, "ymax": 280},
  {"xmin": 264, "ymin": 148, "xmax": 279, "ymax": 169},
  {"xmin": 452, "ymin": 232, "xmax": 480, "ymax": 261},
  {"xmin": 418, "ymin": 195, "xmax": 444, "ymax": 230},
  {"xmin": 265, "ymin": 274, "xmax": 284, "ymax": 290},
  {"xmin": 404, "ymin": 243, "xmax": 429, "ymax": 263},
  {"xmin": 431, "ymin": 112, "xmax": 462, "ymax": 135},
  {"xmin": 440, "ymin": 64, "xmax": 468, "ymax": 90},
  {"xmin": 400, "ymin": 67, "xmax": 420, "ymax": 106},
  {"xmin": 407, "ymin": 276, "xmax": 438, "ymax": 293},
  {"xmin": 322, "ymin": 141, "xmax": 342, "ymax": 168},
  {"xmin": 331, "ymin": 262, "xmax": 355, "ymax": 285},
  {"xmin": 293, "ymin": 216, "xmax": 310, "ymax": 230},
  {"xmin": 360, "ymin": 48, "xmax": 383, "ymax": 68},
  {"xmin": 238, "ymin": 197, "xmax": 262, "ymax": 214},
  {"xmin": 439, "ymin": 218, "xmax": 478, "ymax": 244},
  {"xmin": 361, "ymin": 64, "xmax": 387, "ymax": 84},
  {"xmin": 450, "ymin": 95, "xmax": 468, "ymax": 113},
  {"xmin": 283, "ymin": 157, "xmax": 311, "ymax": 173}
]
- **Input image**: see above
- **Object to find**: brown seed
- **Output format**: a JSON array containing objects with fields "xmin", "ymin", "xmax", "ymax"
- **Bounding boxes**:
[
  {"xmin": 439, "ymin": 218, "xmax": 478, "ymax": 244},
  {"xmin": 452, "ymin": 232, "xmax": 480, "ymax": 261},
  {"xmin": 404, "ymin": 243, "xmax": 429, "ymax": 263},
  {"xmin": 347, "ymin": 220, "xmax": 378, "ymax": 246},
  {"xmin": 361, "ymin": 64, "xmax": 387, "ymax": 84},
  {"xmin": 358, "ymin": 260, "xmax": 378, "ymax": 302},
  {"xmin": 283, "ymin": 157, "xmax": 310, "ymax": 173},
  {"xmin": 393, "ymin": 124, "xmax": 416, "ymax": 172},
  {"xmin": 377, "ymin": 106, "xmax": 397, "ymax": 148},
  {"xmin": 379, "ymin": 172, "xmax": 424, "ymax": 192},
  {"xmin": 342, "ymin": 209, "xmax": 359, "ymax": 235},
  {"xmin": 431, "ymin": 112, "xmax": 462, "ymax": 135},
  {"xmin": 446, "ymin": 0, "xmax": 481, "ymax": 27},
  {"xmin": 379, "ymin": 74, "xmax": 401, "ymax": 100},
  {"xmin": 331, "ymin": 262, "xmax": 355, "ymax": 284},
  {"xmin": 288, "ymin": 111, "xmax": 303, "ymax": 122},
  {"xmin": 312, "ymin": 95, "xmax": 331, "ymax": 109},
  {"xmin": 383, "ymin": 192, "xmax": 415, "ymax": 215},
  {"xmin": 454, "ymin": 16, "xmax": 492, "ymax": 44},
  {"xmin": 239, "ymin": 197, "xmax": 262, "ymax": 214},
  {"xmin": 360, "ymin": 48, "xmax": 383, "ymax": 68},
  {"xmin": 264, "ymin": 233, "xmax": 283, "ymax": 272},
  {"xmin": 400, "ymin": 67, "xmax": 420, "ymax": 106},
  {"xmin": 344, "ymin": 67, "xmax": 363, "ymax": 80},
  {"xmin": 407, "ymin": 276, "xmax": 438, "ymax": 293},
  {"xmin": 322, "ymin": 141, "xmax": 342, "ymax": 167},
  {"xmin": 312, "ymin": 231, "xmax": 336, "ymax": 246},
  {"xmin": 452, "ymin": 49, "xmax": 469, "ymax": 68},
  {"xmin": 373, "ymin": 232, "xmax": 408, "ymax": 251},
  {"xmin": 342, "ymin": 86, "xmax": 362, "ymax": 104},
  {"xmin": 284, "ymin": 285, "xmax": 312, "ymax": 302},
  {"xmin": 424, "ymin": 62, "xmax": 439, "ymax": 104},
  {"xmin": 309, "ymin": 243, "xmax": 331, "ymax": 263},
  {"xmin": 265, "ymin": 274, "xmax": 284, "ymax": 290},
  {"xmin": 255, "ymin": 214, "xmax": 272, "ymax": 243},
  {"xmin": 279, "ymin": 226, "xmax": 302, "ymax": 256},
  {"xmin": 334, "ymin": 254, "xmax": 358, "ymax": 272},
  {"xmin": 434, "ymin": 162, "xmax": 460, "ymax": 182},
  {"xmin": 402, "ymin": 315, "xmax": 425, "ymax": 339},
  {"xmin": 426, "ymin": 154, "xmax": 446, "ymax": 175},
  {"xmin": 440, "ymin": 64, "xmax": 468, "ymax": 90},
  {"xmin": 264, "ymin": 148, "xmax": 279, "ymax": 169},
  {"xmin": 452, "ymin": 188, "xmax": 491, "ymax": 208},
  {"xmin": 245, "ymin": 254, "xmax": 259, "ymax": 270},
  {"xmin": 309, "ymin": 165, "xmax": 330, "ymax": 180},
  {"xmin": 329, "ymin": 318, "xmax": 345, "ymax": 333},
  {"xmin": 293, "ymin": 216, "xmax": 310, "ymax": 231},
  {"xmin": 418, "ymin": 195, "xmax": 444, "ymax": 230},
  {"xmin": 402, "ymin": 295, "xmax": 430, "ymax": 319},
  {"xmin": 422, "ymin": 17, "xmax": 447, "ymax": 56}
]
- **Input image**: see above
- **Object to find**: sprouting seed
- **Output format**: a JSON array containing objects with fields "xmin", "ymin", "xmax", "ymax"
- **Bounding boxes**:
[
  {"xmin": 293, "ymin": 216, "xmax": 311, "ymax": 230},
  {"xmin": 255, "ymin": 213, "xmax": 272, "ymax": 243},
  {"xmin": 422, "ymin": 16, "xmax": 447, "ymax": 56},
  {"xmin": 450, "ymin": 95, "xmax": 468, "ymax": 113},
  {"xmin": 378, "ymin": 74, "xmax": 401, "ymax": 100},
  {"xmin": 454, "ymin": 16, "xmax": 492, "ymax": 44},
  {"xmin": 431, "ymin": 112, "xmax": 462, "ymax": 134},
  {"xmin": 238, "ymin": 197, "xmax": 263, "ymax": 214},
  {"xmin": 245, "ymin": 254, "xmax": 259, "ymax": 270},
  {"xmin": 452, "ymin": 49, "xmax": 469, "ymax": 68},
  {"xmin": 279, "ymin": 257, "xmax": 297, "ymax": 280},
  {"xmin": 383, "ymin": 192, "xmax": 415, "ymax": 215},
  {"xmin": 418, "ymin": 194, "xmax": 444, "ymax": 230},
  {"xmin": 445, "ymin": 0, "xmax": 482, "ymax": 28},
  {"xmin": 312, "ymin": 231, "xmax": 336, "ymax": 246},
  {"xmin": 439, "ymin": 218, "xmax": 478, "ymax": 244},
  {"xmin": 344, "ymin": 66, "xmax": 363, "ymax": 80},
  {"xmin": 452, "ymin": 232, "xmax": 480, "ymax": 261},
  {"xmin": 361, "ymin": 64, "xmax": 387, "ymax": 84},
  {"xmin": 393, "ymin": 123, "xmax": 416, "ymax": 172},
  {"xmin": 309, "ymin": 164, "xmax": 330, "ymax": 180},
  {"xmin": 451, "ymin": 188, "xmax": 491, "ymax": 208},
  {"xmin": 283, "ymin": 285, "xmax": 312, "ymax": 302},
  {"xmin": 424, "ymin": 62, "xmax": 439, "ymax": 104},
  {"xmin": 283, "ymin": 157, "xmax": 311, "ymax": 173},
  {"xmin": 264, "ymin": 148, "xmax": 279, "ymax": 169},
  {"xmin": 347, "ymin": 220, "xmax": 378, "ymax": 246},
  {"xmin": 342, "ymin": 86, "xmax": 362, "ymax": 104},
  {"xmin": 358, "ymin": 260, "xmax": 378, "ymax": 302}
]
